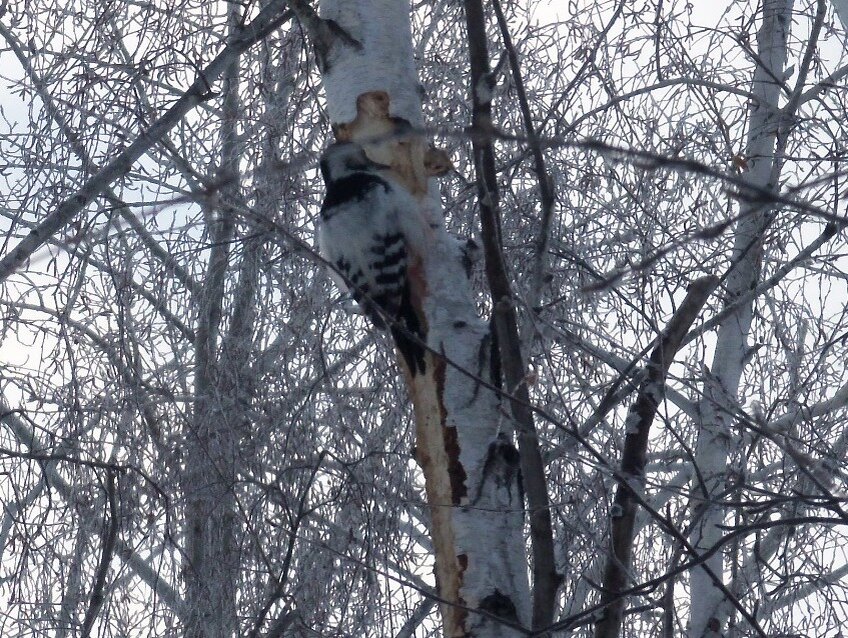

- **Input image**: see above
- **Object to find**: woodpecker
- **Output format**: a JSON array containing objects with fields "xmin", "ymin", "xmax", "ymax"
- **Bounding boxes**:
[{"xmin": 317, "ymin": 142, "xmax": 426, "ymax": 375}]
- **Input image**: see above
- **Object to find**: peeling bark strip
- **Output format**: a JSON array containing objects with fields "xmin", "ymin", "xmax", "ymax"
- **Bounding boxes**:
[
  {"xmin": 594, "ymin": 276, "xmax": 717, "ymax": 638},
  {"xmin": 0, "ymin": 0, "xmax": 292, "ymax": 287},
  {"xmin": 300, "ymin": 0, "xmax": 531, "ymax": 634},
  {"xmin": 411, "ymin": 361, "xmax": 469, "ymax": 635}
]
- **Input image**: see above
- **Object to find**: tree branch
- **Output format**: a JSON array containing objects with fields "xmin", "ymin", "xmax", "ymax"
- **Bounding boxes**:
[
  {"xmin": 462, "ymin": 0, "xmax": 559, "ymax": 630},
  {"xmin": 490, "ymin": 0, "xmax": 556, "ymax": 313},
  {"xmin": 0, "ymin": 0, "xmax": 292, "ymax": 284},
  {"xmin": 594, "ymin": 275, "xmax": 717, "ymax": 638},
  {"xmin": 0, "ymin": 399, "xmax": 185, "ymax": 617},
  {"xmin": 0, "ymin": 21, "xmax": 202, "ymax": 297},
  {"xmin": 80, "ymin": 469, "xmax": 119, "ymax": 638},
  {"xmin": 683, "ymin": 221, "xmax": 839, "ymax": 346}
]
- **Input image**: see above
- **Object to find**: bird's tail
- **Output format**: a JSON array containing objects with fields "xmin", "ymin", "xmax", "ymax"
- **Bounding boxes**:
[
  {"xmin": 351, "ymin": 280, "xmax": 425, "ymax": 376},
  {"xmin": 389, "ymin": 284, "xmax": 426, "ymax": 376}
]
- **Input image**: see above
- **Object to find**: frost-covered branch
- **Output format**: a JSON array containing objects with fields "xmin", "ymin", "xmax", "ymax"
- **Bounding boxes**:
[
  {"xmin": 0, "ymin": 21, "xmax": 201, "ymax": 297},
  {"xmin": 0, "ymin": 0, "xmax": 292, "ymax": 285},
  {"xmin": 0, "ymin": 398, "xmax": 185, "ymax": 617},
  {"xmin": 79, "ymin": 470, "xmax": 119, "ymax": 637},
  {"xmin": 689, "ymin": 1, "xmax": 794, "ymax": 634}
]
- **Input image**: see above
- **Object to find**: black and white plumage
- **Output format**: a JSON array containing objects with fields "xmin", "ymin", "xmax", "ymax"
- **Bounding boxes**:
[{"xmin": 318, "ymin": 142, "xmax": 426, "ymax": 375}]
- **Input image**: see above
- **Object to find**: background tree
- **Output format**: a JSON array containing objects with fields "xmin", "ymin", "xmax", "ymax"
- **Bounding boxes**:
[{"xmin": 1, "ymin": 0, "xmax": 848, "ymax": 637}]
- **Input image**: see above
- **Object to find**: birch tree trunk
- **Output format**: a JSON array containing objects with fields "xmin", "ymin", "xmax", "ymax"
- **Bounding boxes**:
[
  {"xmin": 688, "ymin": 1, "xmax": 792, "ymax": 635},
  {"xmin": 290, "ymin": 0, "xmax": 532, "ymax": 634}
]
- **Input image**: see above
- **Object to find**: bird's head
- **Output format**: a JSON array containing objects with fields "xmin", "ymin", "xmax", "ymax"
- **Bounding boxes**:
[{"xmin": 319, "ymin": 142, "xmax": 390, "ymax": 184}]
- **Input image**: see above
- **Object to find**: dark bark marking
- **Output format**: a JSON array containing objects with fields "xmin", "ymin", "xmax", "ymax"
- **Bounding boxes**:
[
  {"xmin": 480, "ymin": 589, "xmax": 519, "ymax": 624},
  {"xmin": 435, "ymin": 357, "xmax": 466, "ymax": 503},
  {"xmin": 443, "ymin": 424, "xmax": 468, "ymax": 506}
]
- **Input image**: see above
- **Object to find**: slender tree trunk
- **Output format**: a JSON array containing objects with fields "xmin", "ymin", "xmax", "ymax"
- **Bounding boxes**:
[
  {"xmin": 461, "ymin": 0, "xmax": 559, "ymax": 630},
  {"xmin": 688, "ymin": 1, "xmax": 792, "ymax": 635},
  {"xmin": 182, "ymin": 4, "xmax": 243, "ymax": 636}
]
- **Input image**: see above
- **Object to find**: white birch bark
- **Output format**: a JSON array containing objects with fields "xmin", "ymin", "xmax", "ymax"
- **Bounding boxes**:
[
  {"xmin": 688, "ymin": 1, "xmax": 792, "ymax": 635},
  {"xmin": 296, "ymin": 0, "xmax": 532, "ymax": 634}
]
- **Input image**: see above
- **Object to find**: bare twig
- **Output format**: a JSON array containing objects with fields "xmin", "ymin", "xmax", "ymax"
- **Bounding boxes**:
[
  {"xmin": 540, "ymin": 0, "xmax": 625, "ymax": 134},
  {"xmin": 683, "ymin": 221, "xmax": 839, "ymax": 345},
  {"xmin": 249, "ymin": 451, "xmax": 326, "ymax": 638},
  {"xmin": 0, "ymin": 399, "xmax": 184, "ymax": 616},
  {"xmin": 0, "ymin": 22, "xmax": 202, "ymax": 296},
  {"xmin": 784, "ymin": 0, "xmax": 826, "ymax": 118},
  {"xmin": 0, "ymin": 0, "xmax": 292, "ymax": 284},
  {"xmin": 562, "ymin": 78, "xmax": 764, "ymax": 136},
  {"xmin": 490, "ymin": 0, "xmax": 556, "ymax": 312},
  {"xmin": 796, "ymin": 62, "xmax": 848, "ymax": 106},
  {"xmin": 80, "ymin": 470, "xmax": 120, "ymax": 637}
]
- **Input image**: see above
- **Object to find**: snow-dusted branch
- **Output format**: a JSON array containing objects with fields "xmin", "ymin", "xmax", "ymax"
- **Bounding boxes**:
[
  {"xmin": 0, "ymin": 21, "xmax": 201, "ymax": 297},
  {"xmin": 79, "ymin": 470, "xmax": 119, "ymax": 638},
  {"xmin": 0, "ymin": 0, "xmax": 292, "ymax": 285},
  {"xmin": 394, "ymin": 598, "xmax": 437, "ymax": 638},
  {"xmin": 829, "ymin": 0, "xmax": 848, "ymax": 37},
  {"xmin": 0, "ymin": 398, "xmax": 185, "ymax": 617},
  {"xmin": 689, "ymin": 0, "xmax": 793, "ymax": 634},
  {"xmin": 683, "ymin": 221, "xmax": 838, "ymax": 346}
]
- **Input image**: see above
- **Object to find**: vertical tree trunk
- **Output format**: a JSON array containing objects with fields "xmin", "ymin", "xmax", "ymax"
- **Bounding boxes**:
[
  {"xmin": 290, "ymin": 0, "xmax": 532, "ymax": 634},
  {"xmin": 182, "ymin": 4, "xmax": 243, "ymax": 636},
  {"xmin": 688, "ymin": 1, "xmax": 792, "ymax": 635},
  {"xmin": 461, "ymin": 0, "xmax": 559, "ymax": 630}
]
